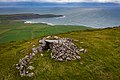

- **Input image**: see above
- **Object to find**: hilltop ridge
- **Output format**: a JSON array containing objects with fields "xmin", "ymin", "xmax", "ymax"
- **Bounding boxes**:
[{"xmin": 0, "ymin": 26, "xmax": 120, "ymax": 80}]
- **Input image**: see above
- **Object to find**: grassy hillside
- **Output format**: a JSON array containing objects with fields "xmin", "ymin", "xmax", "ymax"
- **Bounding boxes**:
[
  {"xmin": 0, "ymin": 20, "xmax": 89, "ymax": 43},
  {"xmin": 0, "ymin": 27, "xmax": 120, "ymax": 80}
]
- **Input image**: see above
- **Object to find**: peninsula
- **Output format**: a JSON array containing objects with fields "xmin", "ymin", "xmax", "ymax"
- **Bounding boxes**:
[{"xmin": 0, "ymin": 13, "xmax": 64, "ymax": 20}]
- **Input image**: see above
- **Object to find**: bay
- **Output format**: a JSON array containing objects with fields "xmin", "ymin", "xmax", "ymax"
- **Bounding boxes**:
[{"xmin": 0, "ymin": 7, "xmax": 120, "ymax": 28}]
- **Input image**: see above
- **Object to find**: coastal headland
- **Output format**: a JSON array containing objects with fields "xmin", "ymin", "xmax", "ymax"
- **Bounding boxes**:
[{"xmin": 0, "ymin": 13, "xmax": 64, "ymax": 20}]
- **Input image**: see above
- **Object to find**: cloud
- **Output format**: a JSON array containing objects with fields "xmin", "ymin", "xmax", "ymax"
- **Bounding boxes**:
[{"xmin": 0, "ymin": 0, "xmax": 120, "ymax": 3}]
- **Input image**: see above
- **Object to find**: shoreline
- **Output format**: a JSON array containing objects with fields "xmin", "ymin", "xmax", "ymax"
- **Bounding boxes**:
[
  {"xmin": 24, "ymin": 20, "xmax": 87, "ymax": 27},
  {"xmin": 24, "ymin": 21, "xmax": 55, "ymax": 26},
  {"xmin": 24, "ymin": 20, "xmax": 120, "ymax": 29}
]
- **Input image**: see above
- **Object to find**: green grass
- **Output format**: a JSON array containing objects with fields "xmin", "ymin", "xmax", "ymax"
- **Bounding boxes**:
[
  {"xmin": 0, "ymin": 27, "xmax": 120, "ymax": 80},
  {"xmin": 0, "ymin": 20, "xmax": 90, "ymax": 43}
]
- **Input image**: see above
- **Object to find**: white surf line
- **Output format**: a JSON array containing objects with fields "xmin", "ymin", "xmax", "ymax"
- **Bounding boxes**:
[
  {"xmin": 24, "ymin": 21, "xmax": 55, "ymax": 26},
  {"xmin": 40, "ymin": 22, "xmax": 55, "ymax": 26}
]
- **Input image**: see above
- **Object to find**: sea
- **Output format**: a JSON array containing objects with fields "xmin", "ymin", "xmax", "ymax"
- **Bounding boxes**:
[{"xmin": 0, "ymin": 7, "xmax": 120, "ymax": 28}]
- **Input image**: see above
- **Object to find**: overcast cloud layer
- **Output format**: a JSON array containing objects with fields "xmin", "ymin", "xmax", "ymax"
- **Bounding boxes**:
[{"xmin": 0, "ymin": 0, "xmax": 120, "ymax": 3}]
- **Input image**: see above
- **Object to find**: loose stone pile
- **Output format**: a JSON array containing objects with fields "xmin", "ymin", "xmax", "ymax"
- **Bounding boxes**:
[
  {"xmin": 50, "ymin": 38, "xmax": 81, "ymax": 61},
  {"xmin": 16, "ymin": 36, "xmax": 87, "ymax": 77},
  {"xmin": 15, "ymin": 43, "xmax": 45, "ymax": 77},
  {"xmin": 38, "ymin": 36, "xmax": 87, "ymax": 61},
  {"xmin": 15, "ymin": 51, "xmax": 37, "ymax": 77}
]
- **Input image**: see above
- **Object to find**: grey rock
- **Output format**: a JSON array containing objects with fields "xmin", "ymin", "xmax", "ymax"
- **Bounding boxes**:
[
  {"xmin": 32, "ymin": 53, "xmax": 35, "ymax": 56},
  {"xmin": 79, "ymin": 48, "xmax": 84, "ymax": 52},
  {"xmin": 57, "ymin": 58, "xmax": 64, "ymax": 61},
  {"xmin": 32, "ymin": 45, "xmax": 35, "ymax": 47},
  {"xmin": 27, "ymin": 72, "xmax": 34, "ymax": 77},
  {"xmin": 32, "ymin": 48, "xmax": 38, "ymax": 53},
  {"xmin": 66, "ymin": 57, "xmax": 72, "ymax": 61},
  {"xmin": 27, "ymin": 66, "xmax": 34, "ymax": 70},
  {"xmin": 46, "ymin": 36, "xmax": 51, "ymax": 39},
  {"xmin": 83, "ymin": 49, "xmax": 87, "ymax": 53},
  {"xmin": 76, "ymin": 56, "xmax": 81, "ymax": 59},
  {"xmin": 40, "ymin": 54, "xmax": 43, "ymax": 56}
]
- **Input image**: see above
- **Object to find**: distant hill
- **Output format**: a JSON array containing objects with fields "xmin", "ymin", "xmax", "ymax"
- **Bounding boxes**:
[{"xmin": 0, "ymin": 2, "xmax": 120, "ymax": 7}]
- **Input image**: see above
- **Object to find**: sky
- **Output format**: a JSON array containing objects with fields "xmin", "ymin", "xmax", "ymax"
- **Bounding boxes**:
[{"xmin": 0, "ymin": 0, "xmax": 120, "ymax": 3}]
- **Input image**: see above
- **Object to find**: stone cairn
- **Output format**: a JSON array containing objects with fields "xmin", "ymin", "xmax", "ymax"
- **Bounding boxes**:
[{"xmin": 16, "ymin": 36, "xmax": 87, "ymax": 77}]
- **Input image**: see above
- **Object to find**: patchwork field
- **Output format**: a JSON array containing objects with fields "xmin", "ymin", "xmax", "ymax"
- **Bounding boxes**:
[
  {"xmin": 0, "ymin": 26, "xmax": 120, "ymax": 80},
  {"xmin": 0, "ymin": 20, "xmax": 90, "ymax": 43}
]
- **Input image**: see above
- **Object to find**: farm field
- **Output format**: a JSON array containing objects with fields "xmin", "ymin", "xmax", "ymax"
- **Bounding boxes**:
[{"xmin": 0, "ymin": 20, "xmax": 90, "ymax": 43}]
